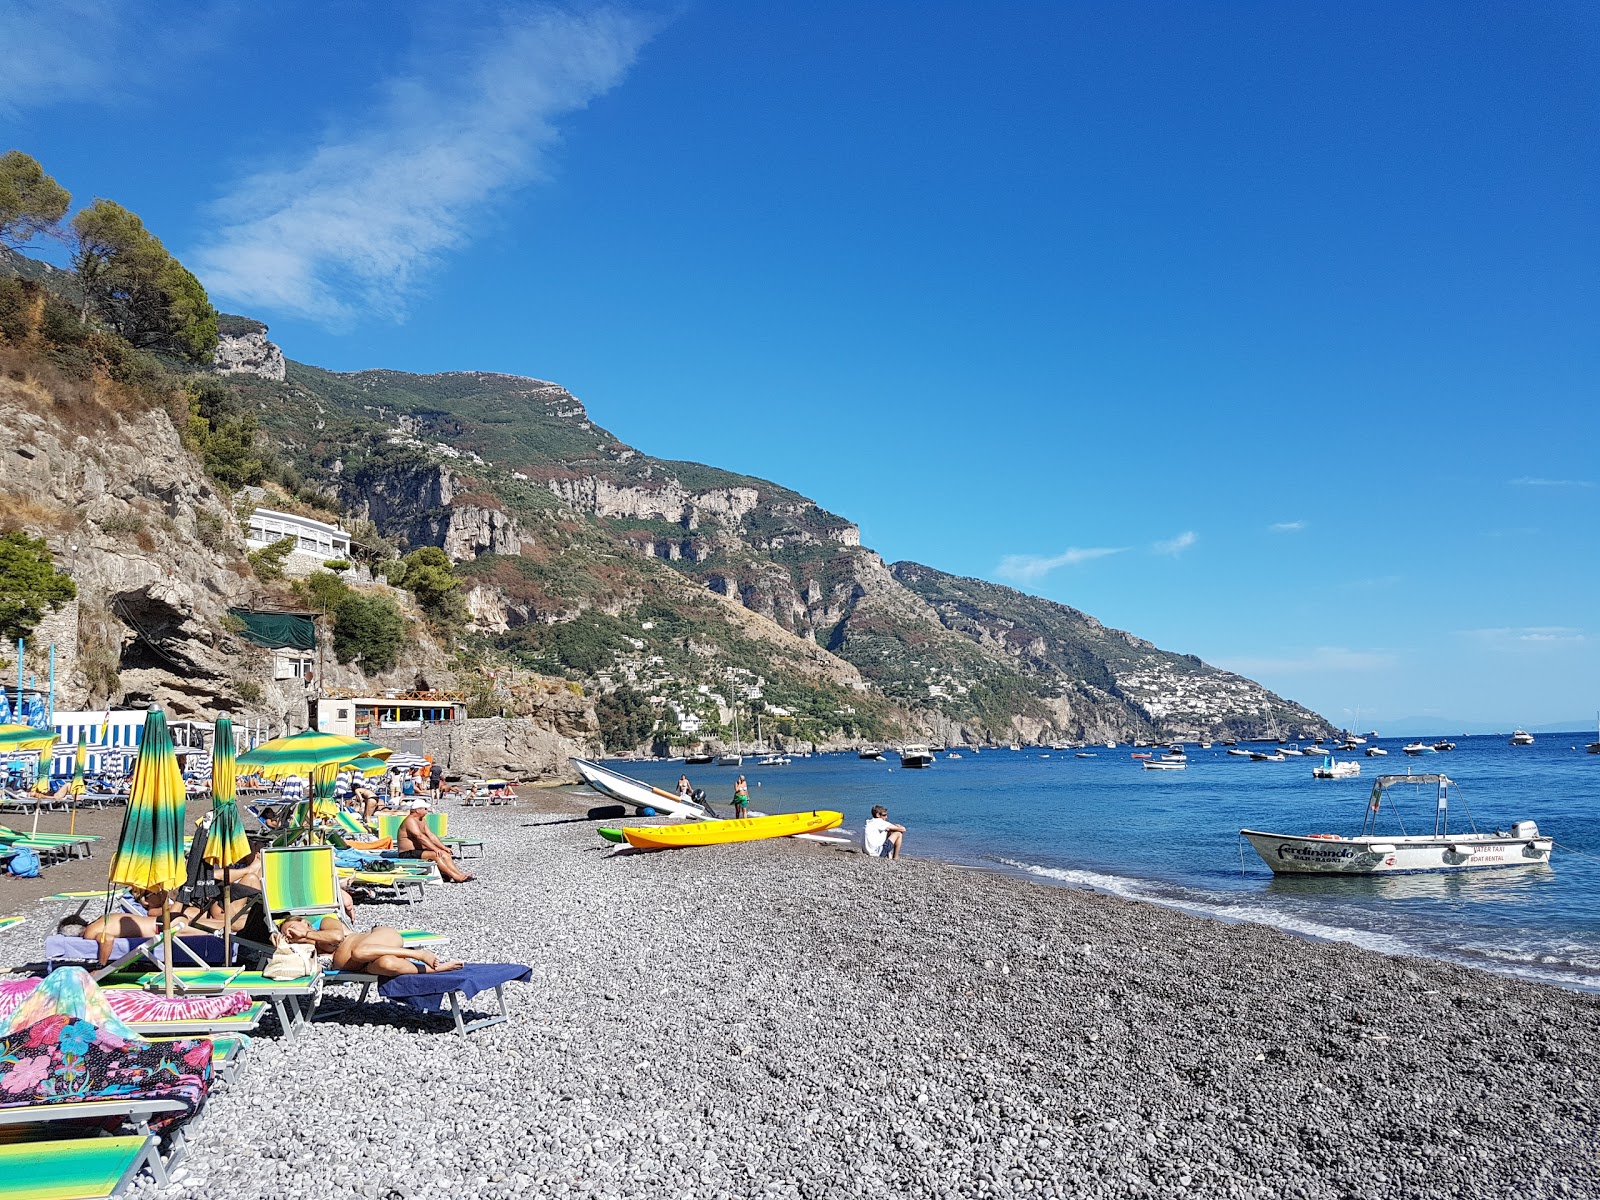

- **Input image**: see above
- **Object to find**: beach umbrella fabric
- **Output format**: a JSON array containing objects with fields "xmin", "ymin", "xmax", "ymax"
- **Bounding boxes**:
[
  {"xmin": 70, "ymin": 739, "xmax": 87, "ymax": 795},
  {"xmin": 106, "ymin": 709, "xmax": 188, "ymax": 897},
  {"xmin": 385, "ymin": 751, "xmax": 428, "ymax": 769},
  {"xmin": 0, "ymin": 688, "xmax": 10, "ymax": 725},
  {"xmin": 0, "ymin": 724, "xmax": 55, "ymax": 753},
  {"xmin": 203, "ymin": 717, "xmax": 249, "ymax": 871},
  {"xmin": 236, "ymin": 730, "xmax": 390, "ymax": 779},
  {"xmin": 26, "ymin": 692, "xmax": 47, "ymax": 729},
  {"xmin": 346, "ymin": 756, "xmax": 389, "ymax": 777}
]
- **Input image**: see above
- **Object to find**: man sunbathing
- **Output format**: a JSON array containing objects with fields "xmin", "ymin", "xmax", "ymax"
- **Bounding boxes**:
[
  {"xmin": 80, "ymin": 889, "xmax": 254, "ymax": 966},
  {"xmin": 277, "ymin": 916, "xmax": 463, "ymax": 976},
  {"xmin": 396, "ymin": 802, "xmax": 474, "ymax": 883}
]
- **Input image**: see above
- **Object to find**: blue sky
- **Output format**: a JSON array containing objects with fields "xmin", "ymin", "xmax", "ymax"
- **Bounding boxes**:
[{"xmin": 5, "ymin": 1, "xmax": 1597, "ymax": 729}]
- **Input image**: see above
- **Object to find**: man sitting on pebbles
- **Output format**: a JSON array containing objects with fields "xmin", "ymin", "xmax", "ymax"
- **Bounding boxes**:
[
  {"xmin": 863, "ymin": 805, "xmax": 906, "ymax": 859},
  {"xmin": 277, "ymin": 915, "xmax": 464, "ymax": 976},
  {"xmin": 396, "ymin": 800, "xmax": 475, "ymax": 883}
]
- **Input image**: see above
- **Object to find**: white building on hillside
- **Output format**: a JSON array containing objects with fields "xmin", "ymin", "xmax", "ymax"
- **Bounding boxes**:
[{"xmin": 244, "ymin": 508, "xmax": 352, "ymax": 572}]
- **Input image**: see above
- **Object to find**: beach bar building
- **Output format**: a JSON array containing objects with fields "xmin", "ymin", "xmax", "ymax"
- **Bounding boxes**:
[{"xmin": 312, "ymin": 694, "xmax": 467, "ymax": 740}]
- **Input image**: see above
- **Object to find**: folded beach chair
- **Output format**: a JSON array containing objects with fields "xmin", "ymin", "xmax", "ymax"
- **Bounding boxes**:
[{"xmin": 0, "ymin": 1133, "xmax": 164, "ymax": 1198}]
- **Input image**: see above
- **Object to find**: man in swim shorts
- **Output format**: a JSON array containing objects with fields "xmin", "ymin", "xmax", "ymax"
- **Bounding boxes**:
[{"xmin": 396, "ymin": 802, "xmax": 474, "ymax": 883}]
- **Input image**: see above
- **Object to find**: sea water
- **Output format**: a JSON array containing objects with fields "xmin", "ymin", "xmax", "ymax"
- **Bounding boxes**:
[{"xmin": 609, "ymin": 736, "xmax": 1600, "ymax": 993}]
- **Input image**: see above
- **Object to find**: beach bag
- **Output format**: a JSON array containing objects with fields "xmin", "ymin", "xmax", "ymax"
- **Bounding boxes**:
[
  {"xmin": 6, "ymin": 846, "xmax": 40, "ymax": 878},
  {"xmin": 262, "ymin": 940, "xmax": 319, "ymax": 981}
]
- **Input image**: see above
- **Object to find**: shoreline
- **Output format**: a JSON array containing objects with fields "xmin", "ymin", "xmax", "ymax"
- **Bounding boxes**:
[{"xmin": 4, "ymin": 793, "xmax": 1599, "ymax": 1197}]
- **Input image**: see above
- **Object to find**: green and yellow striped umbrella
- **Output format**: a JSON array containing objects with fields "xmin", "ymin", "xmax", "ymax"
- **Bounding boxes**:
[
  {"xmin": 346, "ymin": 756, "xmax": 389, "ymax": 777},
  {"xmin": 204, "ymin": 716, "xmax": 249, "ymax": 870},
  {"xmin": 236, "ymin": 729, "xmax": 390, "ymax": 779},
  {"xmin": 0, "ymin": 723, "xmax": 55, "ymax": 752},
  {"xmin": 107, "ymin": 708, "xmax": 187, "ymax": 897},
  {"xmin": 70, "ymin": 738, "xmax": 87, "ymax": 795}
]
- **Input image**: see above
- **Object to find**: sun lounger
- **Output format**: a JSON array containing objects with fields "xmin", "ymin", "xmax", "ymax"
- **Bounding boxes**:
[
  {"xmin": 0, "ymin": 824, "xmax": 98, "ymax": 860},
  {"xmin": 120, "ymin": 999, "xmax": 268, "ymax": 1039},
  {"xmin": 105, "ymin": 968, "xmax": 319, "ymax": 1041},
  {"xmin": 0, "ymin": 914, "xmax": 22, "ymax": 934},
  {"xmin": 373, "ymin": 810, "xmax": 482, "ymax": 858},
  {"xmin": 370, "ymin": 964, "xmax": 532, "ymax": 1035},
  {"xmin": 0, "ymin": 1132, "xmax": 165, "ymax": 1195}
]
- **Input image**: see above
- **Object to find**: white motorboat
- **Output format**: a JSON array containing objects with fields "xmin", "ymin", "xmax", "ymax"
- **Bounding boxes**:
[
  {"xmin": 946, "ymin": 752, "xmax": 963, "ymax": 760},
  {"xmin": 1279, "ymin": 744, "xmax": 1304, "ymax": 757},
  {"xmin": 1311, "ymin": 756, "xmax": 1360, "ymax": 779},
  {"xmin": 1365, "ymin": 746, "xmax": 1389, "ymax": 757},
  {"xmin": 1402, "ymin": 742, "xmax": 1436, "ymax": 756},
  {"xmin": 858, "ymin": 747, "xmax": 883, "ymax": 760},
  {"xmin": 1198, "ymin": 741, "xmax": 1213, "ymax": 750},
  {"xmin": 1075, "ymin": 752, "xmax": 1096, "ymax": 759},
  {"xmin": 1241, "ymin": 773, "xmax": 1553, "ymax": 874},
  {"xmin": 1509, "ymin": 729, "xmax": 1535, "ymax": 746},
  {"xmin": 570, "ymin": 757, "xmax": 714, "ymax": 820},
  {"xmin": 1587, "ymin": 714, "xmax": 1599, "ymax": 755},
  {"xmin": 1226, "ymin": 747, "xmax": 1252, "ymax": 757},
  {"xmin": 1433, "ymin": 740, "xmax": 1456, "ymax": 752},
  {"xmin": 1104, "ymin": 740, "xmax": 1116, "ymax": 749},
  {"xmin": 899, "ymin": 744, "xmax": 936, "ymax": 769},
  {"xmin": 1302, "ymin": 744, "xmax": 1330, "ymax": 757},
  {"xmin": 1143, "ymin": 758, "xmax": 1186, "ymax": 770},
  {"xmin": 1250, "ymin": 750, "xmax": 1287, "ymax": 762},
  {"xmin": 757, "ymin": 754, "xmax": 789, "ymax": 766}
]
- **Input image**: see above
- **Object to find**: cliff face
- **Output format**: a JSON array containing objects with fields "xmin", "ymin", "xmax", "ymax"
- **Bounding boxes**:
[{"xmin": 224, "ymin": 356, "xmax": 1333, "ymax": 744}]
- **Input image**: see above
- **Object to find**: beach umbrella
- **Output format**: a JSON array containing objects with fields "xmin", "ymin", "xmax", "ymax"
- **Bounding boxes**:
[
  {"xmin": 68, "ymin": 738, "xmax": 87, "ymax": 835},
  {"xmin": 237, "ymin": 729, "xmax": 390, "ymax": 779},
  {"xmin": 346, "ymin": 755, "xmax": 389, "ymax": 777},
  {"xmin": 203, "ymin": 717, "xmax": 250, "ymax": 966},
  {"xmin": 26, "ymin": 691, "xmax": 47, "ymax": 729},
  {"xmin": 0, "ymin": 724, "xmax": 54, "ymax": 753},
  {"xmin": 106, "ymin": 708, "xmax": 188, "ymax": 997},
  {"xmin": 0, "ymin": 688, "xmax": 11, "ymax": 725}
]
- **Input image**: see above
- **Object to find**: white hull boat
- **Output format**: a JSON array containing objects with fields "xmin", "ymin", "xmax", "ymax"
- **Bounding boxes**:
[
  {"xmin": 1226, "ymin": 747, "xmax": 1252, "ymax": 757},
  {"xmin": 1402, "ymin": 742, "xmax": 1435, "ymax": 756},
  {"xmin": 1365, "ymin": 746, "xmax": 1389, "ymax": 757},
  {"xmin": 858, "ymin": 748, "xmax": 883, "ymax": 760},
  {"xmin": 571, "ymin": 758, "xmax": 714, "ymax": 821},
  {"xmin": 1241, "ymin": 773, "xmax": 1553, "ymax": 875},
  {"xmin": 899, "ymin": 744, "xmax": 935, "ymax": 768},
  {"xmin": 1509, "ymin": 729, "xmax": 1535, "ymax": 746},
  {"xmin": 1143, "ymin": 759, "xmax": 1185, "ymax": 770},
  {"xmin": 1311, "ymin": 757, "xmax": 1360, "ymax": 779}
]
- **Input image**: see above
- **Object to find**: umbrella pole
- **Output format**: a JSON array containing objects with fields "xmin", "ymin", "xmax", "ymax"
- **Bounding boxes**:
[
  {"xmin": 163, "ymin": 915, "xmax": 175, "ymax": 998},
  {"xmin": 222, "ymin": 869, "xmax": 232, "ymax": 967}
]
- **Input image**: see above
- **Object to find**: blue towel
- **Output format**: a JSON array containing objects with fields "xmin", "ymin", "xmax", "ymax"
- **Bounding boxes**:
[{"xmin": 377, "ymin": 963, "xmax": 531, "ymax": 1013}]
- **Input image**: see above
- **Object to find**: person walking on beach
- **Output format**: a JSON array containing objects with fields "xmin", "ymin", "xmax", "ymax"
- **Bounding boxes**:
[
  {"xmin": 863, "ymin": 805, "xmax": 905, "ymax": 859},
  {"xmin": 733, "ymin": 774, "xmax": 750, "ymax": 818}
]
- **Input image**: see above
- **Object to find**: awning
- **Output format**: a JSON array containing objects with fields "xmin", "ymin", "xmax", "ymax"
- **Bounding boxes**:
[{"xmin": 230, "ymin": 608, "xmax": 317, "ymax": 650}]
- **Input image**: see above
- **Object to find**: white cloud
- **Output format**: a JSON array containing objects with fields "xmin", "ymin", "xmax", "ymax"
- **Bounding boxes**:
[
  {"xmin": 192, "ymin": 7, "xmax": 655, "ymax": 325},
  {"xmin": 0, "ymin": 1, "xmax": 230, "ymax": 118},
  {"xmin": 1217, "ymin": 647, "xmax": 1396, "ymax": 675},
  {"xmin": 995, "ymin": 547, "xmax": 1126, "ymax": 583},
  {"xmin": 1268, "ymin": 520, "xmax": 1305, "ymax": 533},
  {"xmin": 1151, "ymin": 530, "xmax": 1197, "ymax": 556},
  {"xmin": 1461, "ymin": 626, "xmax": 1586, "ymax": 649},
  {"xmin": 1510, "ymin": 477, "xmax": 1595, "ymax": 489}
]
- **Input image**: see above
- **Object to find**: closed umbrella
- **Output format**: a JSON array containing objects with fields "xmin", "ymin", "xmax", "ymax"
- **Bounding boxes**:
[
  {"xmin": 237, "ymin": 729, "xmax": 390, "ymax": 778},
  {"xmin": 68, "ymin": 738, "xmax": 87, "ymax": 835},
  {"xmin": 203, "ymin": 717, "xmax": 250, "ymax": 966},
  {"xmin": 0, "ymin": 688, "xmax": 11, "ymax": 725},
  {"xmin": 105, "ymin": 708, "xmax": 188, "ymax": 997}
]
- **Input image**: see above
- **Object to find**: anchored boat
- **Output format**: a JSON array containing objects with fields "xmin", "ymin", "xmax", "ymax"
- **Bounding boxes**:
[
  {"xmin": 1241, "ymin": 773, "xmax": 1553, "ymax": 875},
  {"xmin": 899, "ymin": 744, "xmax": 935, "ymax": 768},
  {"xmin": 1311, "ymin": 756, "xmax": 1360, "ymax": 779}
]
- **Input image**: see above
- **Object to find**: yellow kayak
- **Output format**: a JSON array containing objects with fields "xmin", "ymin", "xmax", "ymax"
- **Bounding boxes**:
[{"xmin": 622, "ymin": 810, "xmax": 843, "ymax": 850}]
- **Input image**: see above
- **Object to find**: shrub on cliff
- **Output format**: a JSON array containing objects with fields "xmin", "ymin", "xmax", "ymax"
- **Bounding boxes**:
[
  {"xmin": 0, "ymin": 531, "xmax": 77, "ymax": 642},
  {"xmin": 247, "ymin": 536, "xmax": 295, "ymax": 581},
  {"xmin": 71, "ymin": 199, "xmax": 218, "ymax": 364},
  {"xmin": 597, "ymin": 684, "xmax": 657, "ymax": 752},
  {"xmin": 0, "ymin": 151, "xmax": 70, "ymax": 249},
  {"xmin": 332, "ymin": 593, "xmax": 405, "ymax": 675},
  {"xmin": 399, "ymin": 546, "xmax": 465, "ymax": 628}
]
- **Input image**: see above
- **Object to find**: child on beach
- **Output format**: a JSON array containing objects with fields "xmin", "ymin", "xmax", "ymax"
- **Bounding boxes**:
[
  {"xmin": 733, "ymin": 775, "xmax": 749, "ymax": 817},
  {"xmin": 862, "ymin": 805, "xmax": 905, "ymax": 859}
]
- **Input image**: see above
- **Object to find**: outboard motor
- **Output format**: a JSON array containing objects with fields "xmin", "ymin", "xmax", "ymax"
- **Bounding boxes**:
[{"xmin": 1511, "ymin": 820, "xmax": 1540, "ymax": 840}]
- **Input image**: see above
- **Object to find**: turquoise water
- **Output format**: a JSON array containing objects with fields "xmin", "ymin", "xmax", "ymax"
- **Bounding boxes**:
[{"xmin": 608, "ymin": 735, "xmax": 1600, "ymax": 992}]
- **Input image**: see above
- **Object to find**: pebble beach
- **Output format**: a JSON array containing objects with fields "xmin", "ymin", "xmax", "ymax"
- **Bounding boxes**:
[{"xmin": 7, "ymin": 790, "xmax": 1599, "ymax": 1199}]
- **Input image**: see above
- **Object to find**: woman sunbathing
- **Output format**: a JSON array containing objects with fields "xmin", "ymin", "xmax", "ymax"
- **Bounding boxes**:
[
  {"xmin": 79, "ymin": 889, "xmax": 254, "ymax": 966},
  {"xmin": 277, "ymin": 916, "xmax": 464, "ymax": 977}
]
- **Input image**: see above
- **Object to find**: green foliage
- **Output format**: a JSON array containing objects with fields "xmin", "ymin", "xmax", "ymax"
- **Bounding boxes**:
[
  {"xmin": 596, "ymin": 684, "xmax": 657, "ymax": 752},
  {"xmin": 333, "ymin": 592, "xmax": 406, "ymax": 675},
  {"xmin": 301, "ymin": 569, "xmax": 351, "ymax": 614},
  {"xmin": 0, "ymin": 531, "xmax": 77, "ymax": 642},
  {"xmin": 247, "ymin": 536, "xmax": 295, "ymax": 581},
  {"xmin": 70, "ymin": 199, "xmax": 218, "ymax": 363},
  {"xmin": 233, "ymin": 679, "xmax": 264, "ymax": 705},
  {"xmin": 185, "ymin": 377, "xmax": 271, "ymax": 489},
  {"xmin": 342, "ymin": 518, "xmax": 396, "ymax": 567},
  {"xmin": 502, "ymin": 612, "xmax": 632, "ymax": 676},
  {"xmin": 194, "ymin": 508, "xmax": 230, "ymax": 552},
  {"xmin": 0, "ymin": 151, "xmax": 70, "ymax": 248},
  {"xmin": 399, "ymin": 546, "xmax": 464, "ymax": 626}
]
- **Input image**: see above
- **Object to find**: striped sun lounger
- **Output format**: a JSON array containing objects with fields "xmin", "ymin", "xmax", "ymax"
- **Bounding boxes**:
[{"xmin": 0, "ymin": 1133, "xmax": 163, "ymax": 1197}]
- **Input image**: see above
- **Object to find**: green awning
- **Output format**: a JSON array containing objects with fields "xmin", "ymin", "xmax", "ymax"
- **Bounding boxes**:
[{"xmin": 230, "ymin": 608, "xmax": 316, "ymax": 650}]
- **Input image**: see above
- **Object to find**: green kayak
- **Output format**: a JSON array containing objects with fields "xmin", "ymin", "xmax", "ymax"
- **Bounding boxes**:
[{"xmin": 597, "ymin": 826, "xmax": 625, "ymax": 844}]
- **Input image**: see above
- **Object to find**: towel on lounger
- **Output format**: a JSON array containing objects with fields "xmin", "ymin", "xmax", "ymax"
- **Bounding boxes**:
[{"xmin": 377, "ymin": 964, "xmax": 531, "ymax": 1013}]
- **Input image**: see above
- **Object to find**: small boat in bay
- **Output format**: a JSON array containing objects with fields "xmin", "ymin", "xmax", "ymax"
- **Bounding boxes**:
[
  {"xmin": 858, "ymin": 747, "xmax": 883, "ymax": 760},
  {"xmin": 1143, "ymin": 758, "xmax": 1185, "ymax": 770},
  {"xmin": 1365, "ymin": 746, "xmax": 1389, "ymax": 757},
  {"xmin": 899, "ymin": 744, "xmax": 935, "ymax": 768},
  {"xmin": 1509, "ymin": 729, "xmax": 1535, "ymax": 746},
  {"xmin": 1226, "ymin": 747, "xmax": 1252, "ymax": 757},
  {"xmin": 1241, "ymin": 773, "xmax": 1553, "ymax": 875},
  {"xmin": 1402, "ymin": 742, "xmax": 1435, "ymax": 755},
  {"xmin": 1311, "ymin": 756, "xmax": 1360, "ymax": 779}
]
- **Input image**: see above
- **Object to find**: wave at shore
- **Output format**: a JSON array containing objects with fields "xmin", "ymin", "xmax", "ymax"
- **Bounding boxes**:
[{"xmin": 989, "ymin": 855, "xmax": 1600, "ymax": 995}]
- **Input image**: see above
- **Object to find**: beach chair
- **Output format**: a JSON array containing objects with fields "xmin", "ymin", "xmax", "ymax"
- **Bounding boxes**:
[
  {"xmin": 373, "ymin": 810, "xmax": 482, "ymax": 858},
  {"xmin": 0, "ymin": 1132, "xmax": 165, "ymax": 1195},
  {"xmin": 100, "ymin": 967, "xmax": 319, "ymax": 1041},
  {"xmin": 0, "ymin": 824, "xmax": 98, "ymax": 860}
]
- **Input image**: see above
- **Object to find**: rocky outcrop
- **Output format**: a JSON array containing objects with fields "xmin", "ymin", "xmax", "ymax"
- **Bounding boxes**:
[
  {"xmin": 213, "ymin": 328, "xmax": 286, "ymax": 381},
  {"xmin": 368, "ymin": 697, "xmax": 601, "ymax": 782},
  {"xmin": 344, "ymin": 457, "xmax": 521, "ymax": 559}
]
